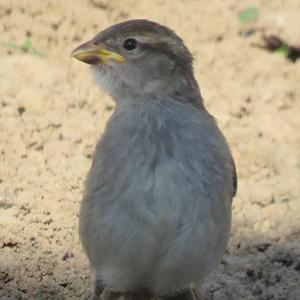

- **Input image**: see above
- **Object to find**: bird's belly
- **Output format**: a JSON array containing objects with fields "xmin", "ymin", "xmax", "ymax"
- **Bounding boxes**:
[
  {"xmin": 80, "ymin": 158, "xmax": 231, "ymax": 295},
  {"xmin": 88, "ymin": 202, "xmax": 230, "ymax": 295}
]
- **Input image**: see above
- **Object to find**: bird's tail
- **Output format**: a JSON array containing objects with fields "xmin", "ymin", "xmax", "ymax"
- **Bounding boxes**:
[{"xmin": 100, "ymin": 288, "xmax": 203, "ymax": 300}]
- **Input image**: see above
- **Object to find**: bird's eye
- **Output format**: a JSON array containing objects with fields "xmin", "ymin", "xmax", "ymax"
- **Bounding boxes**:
[{"xmin": 123, "ymin": 38, "xmax": 137, "ymax": 51}]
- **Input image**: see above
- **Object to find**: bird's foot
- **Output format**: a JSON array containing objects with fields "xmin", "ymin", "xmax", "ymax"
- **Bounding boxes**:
[
  {"xmin": 96, "ymin": 287, "xmax": 204, "ymax": 300},
  {"xmin": 91, "ymin": 278, "xmax": 105, "ymax": 300},
  {"xmin": 190, "ymin": 287, "xmax": 204, "ymax": 300},
  {"xmin": 100, "ymin": 289, "xmax": 153, "ymax": 300},
  {"xmin": 162, "ymin": 287, "xmax": 204, "ymax": 300}
]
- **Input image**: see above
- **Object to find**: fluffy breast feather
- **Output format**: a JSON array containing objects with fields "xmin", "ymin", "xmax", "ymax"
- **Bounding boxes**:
[{"xmin": 80, "ymin": 97, "xmax": 234, "ymax": 294}]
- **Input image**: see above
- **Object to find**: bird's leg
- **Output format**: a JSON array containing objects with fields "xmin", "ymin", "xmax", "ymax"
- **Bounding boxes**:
[
  {"xmin": 99, "ymin": 289, "xmax": 153, "ymax": 300},
  {"xmin": 100, "ymin": 290, "xmax": 131, "ymax": 300},
  {"xmin": 92, "ymin": 277, "xmax": 105, "ymax": 300},
  {"xmin": 190, "ymin": 287, "xmax": 204, "ymax": 300},
  {"xmin": 95, "ymin": 288, "xmax": 203, "ymax": 300},
  {"xmin": 161, "ymin": 287, "xmax": 204, "ymax": 300},
  {"xmin": 101, "ymin": 289, "xmax": 118, "ymax": 300}
]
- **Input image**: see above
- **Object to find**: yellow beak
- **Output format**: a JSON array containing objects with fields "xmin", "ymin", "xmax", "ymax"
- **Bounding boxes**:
[{"xmin": 71, "ymin": 40, "xmax": 125, "ymax": 64}]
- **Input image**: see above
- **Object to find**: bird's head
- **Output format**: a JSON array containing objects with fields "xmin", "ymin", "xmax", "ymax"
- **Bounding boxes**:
[{"xmin": 72, "ymin": 19, "xmax": 201, "ymax": 103}]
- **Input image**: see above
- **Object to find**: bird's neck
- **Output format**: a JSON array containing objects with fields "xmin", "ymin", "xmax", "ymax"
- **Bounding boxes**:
[
  {"xmin": 113, "ymin": 76, "xmax": 205, "ymax": 110},
  {"xmin": 92, "ymin": 65, "xmax": 205, "ymax": 109}
]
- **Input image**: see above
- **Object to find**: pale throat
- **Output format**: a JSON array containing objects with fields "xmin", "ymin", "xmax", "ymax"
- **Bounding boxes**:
[{"xmin": 92, "ymin": 64, "xmax": 200, "ymax": 105}]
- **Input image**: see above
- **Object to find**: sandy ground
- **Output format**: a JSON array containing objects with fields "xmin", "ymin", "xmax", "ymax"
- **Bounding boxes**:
[{"xmin": 0, "ymin": 0, "xmax": 300, "ymax": 299}]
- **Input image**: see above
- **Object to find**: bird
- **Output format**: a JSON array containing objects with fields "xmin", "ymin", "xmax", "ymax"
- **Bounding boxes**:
[{"xmin": 71, "ymin": 19, "xmax": 237, "ymax": 300}]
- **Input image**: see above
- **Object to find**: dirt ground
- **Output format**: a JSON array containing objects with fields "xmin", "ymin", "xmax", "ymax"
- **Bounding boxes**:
[{"xmin": 0, "ymin": 0, "xmax": 300, "ymax": 299}]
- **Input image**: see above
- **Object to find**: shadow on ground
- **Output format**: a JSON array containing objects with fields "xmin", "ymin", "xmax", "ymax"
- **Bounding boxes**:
[{"xmin": 1, "ymin": 232, "xmax": 299, "ymax": 300}]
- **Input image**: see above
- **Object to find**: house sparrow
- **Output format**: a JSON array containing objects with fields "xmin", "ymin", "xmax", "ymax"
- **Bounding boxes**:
[{"xmin": 72, "ymin": 19, "xmax": 237, "ymax": 300}]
